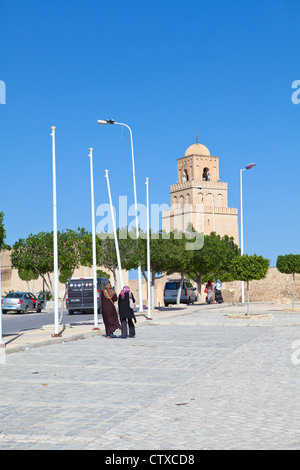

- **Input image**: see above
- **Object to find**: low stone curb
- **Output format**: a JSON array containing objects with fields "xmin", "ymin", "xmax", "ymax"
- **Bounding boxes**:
[{"xmin": 4, "ymin": 329, "xmax": 102, "ymax": 355}]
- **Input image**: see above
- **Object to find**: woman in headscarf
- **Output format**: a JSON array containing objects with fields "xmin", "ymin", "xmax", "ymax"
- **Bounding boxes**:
[
  {"xmin": 205, "ymin": 280, "xmax": 213, "ymax": 304},
  {"xmin": 214, "ymin": 279, "xmax": 223, "ymax": 303},
  {"xmin": 118, "ymin": 286, "xmax": 136, "ymax": 339},
  {"xmin": 101, "ymin": 282, "xmax": 120, "ymax": 338}
]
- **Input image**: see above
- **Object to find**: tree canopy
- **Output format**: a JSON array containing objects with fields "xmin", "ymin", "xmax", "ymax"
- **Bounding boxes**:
[
  {"xmin": 276, "ymin": 254, "xmax": 300, "ymax": 308},
  {"xmin": 0, "ymin": 211, "xmax": 8, "ymax": 251},
  {"xmin": 185, "ymin": 231, "xmax": 240, "ymax": 301},
  {"xmin": 230, "ymin": 254, "xmax": 269, "ymax": 314}
]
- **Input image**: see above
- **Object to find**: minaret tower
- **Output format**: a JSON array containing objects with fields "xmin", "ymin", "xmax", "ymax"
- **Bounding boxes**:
[{"xmin": 162, "ymin": 136, "xmax": 239, "ymax": 244}]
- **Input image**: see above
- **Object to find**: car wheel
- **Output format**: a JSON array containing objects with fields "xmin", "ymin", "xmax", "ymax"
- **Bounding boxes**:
[
  {"xmin": 164, "ymin": 302, "xmax": 169, "ymax": 307},
  {"xmin": 2, "ymin": 310, "xmax": 7, "ymax": 314}
]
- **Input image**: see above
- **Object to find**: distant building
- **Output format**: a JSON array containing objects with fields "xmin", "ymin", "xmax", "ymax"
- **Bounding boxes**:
[{"xmin": 162, "ymin": 138, "xmax": 239, "ymax": 244}]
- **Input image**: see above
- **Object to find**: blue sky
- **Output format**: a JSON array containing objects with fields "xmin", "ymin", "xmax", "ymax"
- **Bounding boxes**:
[{"xmin": 0, "ymin": 0, "xmax": 299, "ymax": 269}]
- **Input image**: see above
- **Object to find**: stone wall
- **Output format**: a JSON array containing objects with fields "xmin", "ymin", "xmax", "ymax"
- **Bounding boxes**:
[
  {"xmin": 220, "ymin": 267, "xmax": 300, "ymax": 304},
  {"xmin": 128, "ymin": 267, "xmax": 300, "ymax": 307},
  {"xmin": 1, "ymin": 246, "xmax": 299, "ymax": 307}
]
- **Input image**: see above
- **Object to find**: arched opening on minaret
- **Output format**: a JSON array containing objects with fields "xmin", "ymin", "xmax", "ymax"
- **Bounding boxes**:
[
  {"xmin": 182, "ymin": 169, "xmax": 189, "ymax": 182},
  {"xmin": 202, "ymin": 167, "xmax": 211, "ymax": 181}
]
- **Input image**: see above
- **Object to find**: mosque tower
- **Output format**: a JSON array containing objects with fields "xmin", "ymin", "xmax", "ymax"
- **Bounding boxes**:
[{"xmin": 162, "ymin": 135, "xmax": 239, "ymax": 244}]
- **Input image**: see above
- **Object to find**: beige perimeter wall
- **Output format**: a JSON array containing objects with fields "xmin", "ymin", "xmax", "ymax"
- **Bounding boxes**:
[{"xmin": 1, "ymin": 250, "xmax": 299, "ymax": 306}]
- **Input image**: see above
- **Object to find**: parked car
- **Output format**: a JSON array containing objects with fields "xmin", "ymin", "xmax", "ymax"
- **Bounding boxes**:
[
  {"xmin": 1, "ymin": 292, "xmax": 43, "ymax": 314},
  {"xmin": 66, "ymin": 277, "xmax": 110, "ymax": 314},
  {"xmin": 35, "ymin": 293, "xmax": 47, "ymax": 312},
  {"xmin": 163, "ymin": 280, "xmax": 197, "ymax": 306}
]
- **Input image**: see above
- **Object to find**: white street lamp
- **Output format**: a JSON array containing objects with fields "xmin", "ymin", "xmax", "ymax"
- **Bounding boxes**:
[
  {"xmin": 240, "ymin": 163, "xmax": 256, "ymax": 304},
  {"xmin": 98, "ymin": 119, "xmax": 143, "ymax": 312},
  {"xmin": 105, "ymin": 170, "xmax": 124, "ymax": 291},
  {"xmin": 50, "ymin": 126, "xmax": 60, "ymax": 337},
  {"xmin": 145, "ymin": 177, "xmax": 152, "ymax": 320},
  {"xmin": 89, "ymin": 148, "xmax": 100, "ymax": 330}
]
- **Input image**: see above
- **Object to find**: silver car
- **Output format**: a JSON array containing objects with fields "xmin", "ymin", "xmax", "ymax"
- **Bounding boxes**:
[
  {"xmin": 163, "ymin": 280, "xmax": 197, "ymax": 306},
  {"xmin": 1, "ymin": 292, "xmax": 38, "ymax": 314}
]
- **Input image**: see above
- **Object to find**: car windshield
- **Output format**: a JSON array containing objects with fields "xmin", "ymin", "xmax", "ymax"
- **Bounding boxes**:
[
  {"xmin": 6, "ymin": 292, "xmax": 23, "ymax": 298},
  {"xmin": 165, "ymin": 282, "xmax": 180, "ymax": 290}
]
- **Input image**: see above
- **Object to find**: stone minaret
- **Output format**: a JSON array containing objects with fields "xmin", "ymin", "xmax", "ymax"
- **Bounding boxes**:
[{"xmin": 162, "ymin": 138, "xmax": 239, "ymax": 244}]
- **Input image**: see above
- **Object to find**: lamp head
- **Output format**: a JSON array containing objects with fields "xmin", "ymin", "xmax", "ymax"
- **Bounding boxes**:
[
  {"xmin": 245, "ymin": 163, "xmax": 256, "ymax": 170},
  {"xmin": 97, "ymin": 119, "xmax": 115, "ymax": 125}
]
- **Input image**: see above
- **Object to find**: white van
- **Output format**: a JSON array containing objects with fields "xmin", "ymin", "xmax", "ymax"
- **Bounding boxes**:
[{"xmin": 163, "ymin": 280, "xmax": 197, "ymax": 306}]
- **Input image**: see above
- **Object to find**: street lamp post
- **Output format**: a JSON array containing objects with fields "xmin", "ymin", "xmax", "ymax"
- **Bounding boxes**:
[
  {"xmin": 145, "ymin": 177, "xmax": 152, "ymax": 320},
  {"xmin": 105, "ymin": 170, "xmax": 124, "ymax": 291},
  {"xmin": 89, "ymin": 148, "xmax": 99, "ymax": 330},
  {"xmin": 98, "ymin": 119, "xmax": 143, "ymax": 312},
  {"xmin": 50, "ymin": 126, "xmax": 61, "ymax": 337},
  {"xmin": 240, "ymin": 163, "xmax": 256, "ymax": 304}
]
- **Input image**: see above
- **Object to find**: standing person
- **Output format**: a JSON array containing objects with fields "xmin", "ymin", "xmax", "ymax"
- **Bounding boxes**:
[
  {"xmin": 118, "ymin": 286, "xmax": 136, "ymax": 339},
  {"xmin": 101, "ymin": 282, "xmax": 120, "ymax": 338},
  {"xmin": 205, "ymin": 280, "xmax": 213, "ymax": 304},
  {"xmin": 214, "ymin": 279, "xmax": 224, "ymax": 303}
]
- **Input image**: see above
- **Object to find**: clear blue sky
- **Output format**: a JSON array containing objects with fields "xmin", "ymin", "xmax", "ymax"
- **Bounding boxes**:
[{"xmin": 0, "ymin": 0, "xmax": 299, "ymax": 269}]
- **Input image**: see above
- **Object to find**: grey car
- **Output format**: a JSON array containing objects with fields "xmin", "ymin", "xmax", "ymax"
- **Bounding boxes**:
[
  {"xmin": 1, "ymin": 292, "xmax": 38, "ymax": 314},
  {"xmin": 163, "ymin": 280, "xmax": 197, "ymax": 306}
]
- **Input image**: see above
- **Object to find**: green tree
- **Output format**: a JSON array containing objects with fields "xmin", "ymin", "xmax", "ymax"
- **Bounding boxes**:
[
  {"xmin": 57, "ymin": 228, "xmax": 93, "ymax": 323},
  {"xmin": 11, "ymin": 232, "xmax": 54, "ymax": 295},
  {"xmin": 138, "ymin": 230, "xmax": 177, "ymax": 306},
  {"xmin": 230, "ymin": 254, "xmax": 269, "ymax": 314},
  {"xmin": 18, "ymin": 267, "xmax": 39, "ymax": 291},
  {"xmin": 96, "ymin": 233, "xmax": 120, "ymax": 288},
  {"xmin": 11, "ymin": 228, "xmax": 92, "ymax": 303},
  {"xmin": 97, "ymin": 269, "xmax": 110, "ymax": 279},
  {"xmin": 276, "ymin": 254, "xmax": 300, "ymax": 308},
  {"xmin": 0, "ymin": 212, "xmax": 6, "ymax": 251},
  {"xmin": 163, "ymin": 229, "xmax": 196, "ymax": 304},
  {"xmin": 186, "ymin": 232, "xmax": 240, "ymax": 302},
  {"xmin": 58, "ymin": 228, "xmax": 92, "ymax": 278},
  {"xmin": 97, "ymin": 227, "xmax": 143, "ymax": 290}
]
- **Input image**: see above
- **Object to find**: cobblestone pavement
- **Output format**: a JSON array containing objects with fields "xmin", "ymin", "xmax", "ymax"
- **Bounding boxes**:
[{"xmin": 0, "ymin": 305, "xmax": 300, "ymax": 450}]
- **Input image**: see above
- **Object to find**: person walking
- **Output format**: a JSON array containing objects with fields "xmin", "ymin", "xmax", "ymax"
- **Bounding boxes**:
[
  {"xmin": 118, "ymin": 285, "xmax": 136, "ymax": 339},
  {"xmin": 214, "ymin": 279, "xmax": 224, "ymax": 303},
  {"xmin": 205, "ymin": 280, "xmax": 213, "ymax": 304},
  {"xmin": 101, "ymin": 282, "xmax": 120, "ymax": 338}
]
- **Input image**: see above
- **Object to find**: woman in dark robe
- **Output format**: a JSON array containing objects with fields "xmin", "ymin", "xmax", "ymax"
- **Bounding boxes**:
[
  {"xmin": 118, "ymin": 286, "xmax": 136, "ymax": 339},
  {"xmin": 101, "ymin": 282, "xmax": 120, "ymax": 338}
]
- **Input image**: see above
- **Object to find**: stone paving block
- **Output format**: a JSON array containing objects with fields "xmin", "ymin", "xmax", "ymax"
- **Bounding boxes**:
[{"xmin": 0, "ymin": 306, "xmax": 300, "ymax": 449}]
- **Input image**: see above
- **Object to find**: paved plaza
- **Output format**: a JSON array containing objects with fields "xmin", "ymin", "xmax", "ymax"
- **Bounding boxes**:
[{"xmin": 0, "ymin": 303, "xmax": 300, "ymax": 450}]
